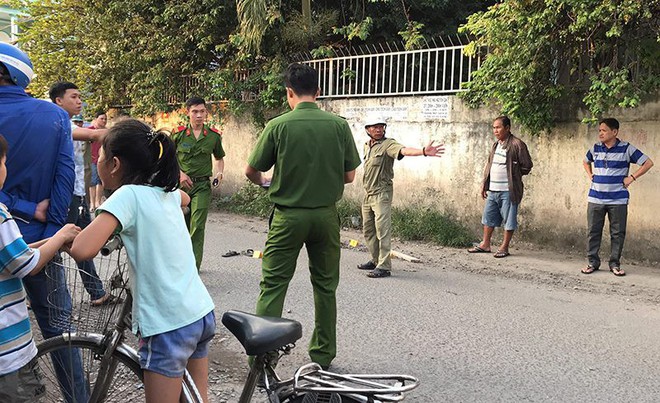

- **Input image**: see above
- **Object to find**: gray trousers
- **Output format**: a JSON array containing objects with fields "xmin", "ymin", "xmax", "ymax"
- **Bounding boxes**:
[{"xmin": 587, "ymin": 202, "xmax": 628, "ymax": 269}]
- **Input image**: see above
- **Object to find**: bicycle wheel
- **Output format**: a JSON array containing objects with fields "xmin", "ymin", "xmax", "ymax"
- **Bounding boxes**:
[
  {"xmin": 284, "ymin": 392, "xmax": 362, "ymax": 403},
  {"xmin": 36, "ymin": 335, "xmax": 145, "ymax": 402}
]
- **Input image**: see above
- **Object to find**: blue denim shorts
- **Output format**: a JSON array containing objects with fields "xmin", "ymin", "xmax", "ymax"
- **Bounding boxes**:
[
  {"xmin": 138, "ymin": 311, "xmax": 215, "ymax": 378},
  {"xmin": 482, "ymin": 191, "xmax": 519, "ymax": 231},
  {"xmin": 90, "ymin": 163, "xmax": 101, "ymax": 186}
]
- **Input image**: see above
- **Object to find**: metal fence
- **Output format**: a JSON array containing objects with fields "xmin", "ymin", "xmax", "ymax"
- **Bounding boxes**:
[
  {"xmin": 111, "ymin": 39, "xmax": 482, "ymax": 108},
  {"xmin": 301, "ymin": 42, "xmax": 481, "ymax": 99}
]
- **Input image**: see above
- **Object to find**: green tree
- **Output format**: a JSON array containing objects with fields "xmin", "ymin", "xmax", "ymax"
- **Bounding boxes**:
[
  {"xmin": 14, "ymin": 0, "xmax": 236, "ymax": 115},
  {"xmin": 460, "ymin": 0, "xmax": 660, "ymax": 133},
  {"xmin": 12, "ymin": 0, "xmax": 492, "ymax": 116}
]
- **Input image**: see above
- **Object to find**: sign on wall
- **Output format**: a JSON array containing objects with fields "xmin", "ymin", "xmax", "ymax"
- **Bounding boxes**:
[
  {"xmin": 420, "ymin": 96, "xmax": 451, "ymax": 120},
  {"xmin": 341, "ymin": 105, "xmax": 410, "ymax": 121}
]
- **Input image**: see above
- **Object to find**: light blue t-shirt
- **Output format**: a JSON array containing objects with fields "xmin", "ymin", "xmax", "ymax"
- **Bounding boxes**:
[{"xmin": 99, "ymin": 185, "xmax": 214, "ymax": 337}]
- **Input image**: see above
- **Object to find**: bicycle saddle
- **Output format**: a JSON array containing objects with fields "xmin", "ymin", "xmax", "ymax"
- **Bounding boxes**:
[{"xmin": 222, "ymin": 310, "xmax": 303, "ymax": 356}]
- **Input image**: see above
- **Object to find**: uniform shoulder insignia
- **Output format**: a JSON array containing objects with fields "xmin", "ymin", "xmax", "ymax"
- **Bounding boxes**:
[
  {"xmin": 175, "ymin": 125, "xmax": 186, "ymax": 133},
  {"xmin": 209, "ymin": 127, "xmax": 222, "ymax": 135}
]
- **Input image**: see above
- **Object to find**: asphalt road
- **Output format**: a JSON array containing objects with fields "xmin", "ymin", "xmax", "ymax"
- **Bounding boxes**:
[{"xmin": 201, "ymin": 211, "xmax": 660, "ymax": 402}]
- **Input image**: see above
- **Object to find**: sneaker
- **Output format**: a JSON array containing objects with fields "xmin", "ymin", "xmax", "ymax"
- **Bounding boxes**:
[
  {"xmin": 367, "ymin": 268, "xmax": 391, "ymax": 278},
  {"xmin": 357, "ymin": 261, "xmax": 376, "ymax": 270}
]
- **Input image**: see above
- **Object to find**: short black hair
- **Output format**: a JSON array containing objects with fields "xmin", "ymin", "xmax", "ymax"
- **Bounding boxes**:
[
  {"xmin": 284, "ymin": 63, "xmax": 319, "ymax": 97},
  {"xmin": 185, "ymin": 97, "xmax": 206, "ymax": 109},
  {"xmin": 599, "ymin": 118, "xmax": 619, "ymax": 130},
  {"xmin": 95, "ymin": 110, "xmax": 107, "ymax": 118},
  {"xmin": 49, "ymin": 81, "xmax": 79, "ymax": 103},
  {"xmin": 495, "ymin": 115, "xmax": 511, "ymax": 128},
  {"xmin": 0, "ymin": 134, "xmax": 8, "ymax": 160}
]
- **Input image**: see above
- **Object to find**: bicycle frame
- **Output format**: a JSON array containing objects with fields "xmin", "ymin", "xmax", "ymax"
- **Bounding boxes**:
[
  {"xmin": 43, "ymin": 236, "xmax": 204, "ymax": 403},
  {"xmin": 86, "ymin": 288, "xmax": 203, "ymax": 402},
  {"xmin": 223, "ymin": 310, "xmax": 419, "ymax": 403}
]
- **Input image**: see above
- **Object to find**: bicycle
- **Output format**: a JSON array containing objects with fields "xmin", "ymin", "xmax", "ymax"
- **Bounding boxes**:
[
  {"xmin": 34, "ymin": 237, "xmax": 418, "ymax": 402},
  {"xmin": 222, "ymin": 310, "xmax": 419, "ymax": 402},
  {"xmin": 34, "ymin": 236, "xmax": 203, "ymax": 402}
]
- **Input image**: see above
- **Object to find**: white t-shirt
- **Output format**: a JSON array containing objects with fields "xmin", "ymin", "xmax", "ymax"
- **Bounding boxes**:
[
  {"xmin": 489, "ymin": 142, "xmax": 509, "ymax": 192},
  {"xmin": 70, "ymin": 122, "xmax": 86, "ymax": 197}
]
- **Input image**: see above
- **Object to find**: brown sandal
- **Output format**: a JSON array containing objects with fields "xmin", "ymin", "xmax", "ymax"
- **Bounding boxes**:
[
  {"xmin": 610, "ymin": 267, "xmax": 626, "ymax": 276},
  {"xmin": 581, "ymin": 266, "xmax": 598, "ymax": 274}
]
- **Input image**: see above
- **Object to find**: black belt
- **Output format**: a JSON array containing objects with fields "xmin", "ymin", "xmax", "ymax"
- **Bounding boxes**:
[{"xmin": 190, "ymin": 176, "xmax": 210, "ymax": 183}]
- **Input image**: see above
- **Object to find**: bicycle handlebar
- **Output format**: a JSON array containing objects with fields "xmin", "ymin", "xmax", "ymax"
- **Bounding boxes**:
[{"xmin": 101, "ymin": 236, "xmax": 122, "ymax": 256}]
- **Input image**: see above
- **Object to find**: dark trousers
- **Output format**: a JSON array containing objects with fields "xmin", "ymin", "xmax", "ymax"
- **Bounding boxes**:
[
  {"xmin": 587, "ymin": 202, "xmax": 628, "ymax": 269},
  {"xmin": 67, "ymin": 195, "xmax": 105, "ymax": 300}
]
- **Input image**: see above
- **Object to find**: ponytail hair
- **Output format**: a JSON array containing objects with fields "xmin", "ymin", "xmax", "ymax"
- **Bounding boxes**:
[{"xmin": 102, "ymin": 119, "xmax": 180, "ymax": 191}]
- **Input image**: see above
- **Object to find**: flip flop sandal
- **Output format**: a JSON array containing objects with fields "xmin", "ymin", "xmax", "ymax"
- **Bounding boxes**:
[
  {"xmin": 242, "ymin": 249, "xmax": 254, "ymax": 256},
  {"xmin": 468, "ymin": 245, "xmax": 491, "ymax": 253},
  {"xmin": 610, "ymin": 267, "xmax": 626, "ymax": 276},
  {"xmin": 493, "ymin": 250, "xmax": 510, "ymax": 258},
  {"xmin": 581, "ymin": 266, "xmax": 599, "ymax": 274},
  {"xmin": 222, "ymin": 250, "xmax": 240, "ymax": 257}
]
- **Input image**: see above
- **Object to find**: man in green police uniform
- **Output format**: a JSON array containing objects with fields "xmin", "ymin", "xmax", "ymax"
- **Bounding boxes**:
[
  {"xmin": 358, "ymin": 117, "xmax": 445, "ymax": 278},
  {"xmin": 172, "ymin": 97, "xmax": 225, "ymax": 270},
  {"xmin": 246, "ymin": 63, "xmax": 361, "ymax": 369}
]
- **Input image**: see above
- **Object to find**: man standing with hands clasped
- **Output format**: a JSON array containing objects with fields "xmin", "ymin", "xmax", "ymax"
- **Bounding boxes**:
[
  {"xmin": 468, "ymin": 116, "xmax": 533, "ymax": 258},
  {"xmin": 357, "ymin": 117, "xmax": 445, "ymax": 278},
  {"xmin": 581, "ymin": 118, "xmax": 653, "ymax": 276},
  {"xmin": 172, "ymin": 97, "xmax": 225, "ymax": 271}
]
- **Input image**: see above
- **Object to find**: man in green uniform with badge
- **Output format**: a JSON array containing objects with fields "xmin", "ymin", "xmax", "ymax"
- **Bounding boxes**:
[
  {"xmin": 172, "ymin": 97, "xmax": 225, "ymax": 270},
  {"xmin": 358, "ymin": 117, "xmax": 444, "ymax": 278},
  {"xmin": 246, "ymin": 63, "xmax": 361, "ymax": 369}
]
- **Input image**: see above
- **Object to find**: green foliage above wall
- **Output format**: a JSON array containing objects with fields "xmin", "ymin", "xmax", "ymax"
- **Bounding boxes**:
[{"xmin": 459, "ymin": 0, "xmax": 660, "ymax": 133}]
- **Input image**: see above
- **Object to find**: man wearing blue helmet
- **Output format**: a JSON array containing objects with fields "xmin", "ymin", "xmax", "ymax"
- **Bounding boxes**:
[{"xmin": 0, "ymin": 43, "xmax": 88, "ymax": 401}]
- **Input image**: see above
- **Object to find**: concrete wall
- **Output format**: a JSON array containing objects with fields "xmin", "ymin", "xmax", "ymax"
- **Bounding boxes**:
[{"xmin": 150, "ymin": 96, "xmax": 660, "ymax": 263}]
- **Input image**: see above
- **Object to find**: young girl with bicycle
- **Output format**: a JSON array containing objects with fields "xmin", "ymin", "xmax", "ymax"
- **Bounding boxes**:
[{"xmin": 70, "ymin": 120, "xmax": 215, "ymax": 403}]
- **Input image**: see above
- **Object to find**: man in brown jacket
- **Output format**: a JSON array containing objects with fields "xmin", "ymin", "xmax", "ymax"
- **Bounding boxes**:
[{"xmin": 468, "ymin": 116, "xmax": 533, "ymax": 258}]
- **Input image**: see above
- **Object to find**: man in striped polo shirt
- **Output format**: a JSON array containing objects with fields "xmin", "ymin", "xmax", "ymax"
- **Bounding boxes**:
[
  {"xmin": 468, "ymin": 116, "xmax": 533, "ymax": 258},
  {"xmin": 581, "ymin": 118, "xmax": 654, "ymax": 276}
]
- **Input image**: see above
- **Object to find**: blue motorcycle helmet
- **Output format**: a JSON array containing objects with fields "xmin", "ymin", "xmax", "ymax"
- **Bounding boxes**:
[{"xmin": 0, "ymin": 43, "xmax": 34, "ymax": 88}]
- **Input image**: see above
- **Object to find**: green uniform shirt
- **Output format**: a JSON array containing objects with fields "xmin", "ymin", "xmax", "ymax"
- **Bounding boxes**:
[
  {"xmin": 362, "ymin": 138, "xmax": 405, "ymax": 196},
  {"xmin": 248, "ymin": 102, "xmax": 361, "ymax": 208},
  {"xmin": 172, "ymin": 124, "xmax": 225, "ymax": 178}
]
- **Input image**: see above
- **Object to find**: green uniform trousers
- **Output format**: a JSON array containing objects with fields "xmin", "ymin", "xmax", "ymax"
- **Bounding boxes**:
[
  {"xmin": 184, "ymin": 180, "xmax": 211, "ymax": 270},
  {"xmin": 361, "ymin": 191, "xmax": 393, "ymax": 270},
  {"xmin": 255, "ymin": 205, "xmax": 341, "ymax": 367}
]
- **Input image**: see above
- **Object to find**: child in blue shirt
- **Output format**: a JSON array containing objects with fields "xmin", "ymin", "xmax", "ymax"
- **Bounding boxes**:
[
  {"xmin": 0, "ymin": 134, "xmax": 80, "ymax": 402},
  {"xmin": 70, "ymin": 120, "xmax": 215, "ymax": 403}
]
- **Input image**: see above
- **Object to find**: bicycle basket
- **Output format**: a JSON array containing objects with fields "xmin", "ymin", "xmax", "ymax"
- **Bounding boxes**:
[{"xmin": 46, "ymin": 239, "xmax": 130, "ymax": 335}]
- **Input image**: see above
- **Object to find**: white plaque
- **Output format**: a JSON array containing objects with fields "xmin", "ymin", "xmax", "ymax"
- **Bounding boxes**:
[{"xmin": 421, "ymin": 96, "xmax": 450, "ymax": 120}]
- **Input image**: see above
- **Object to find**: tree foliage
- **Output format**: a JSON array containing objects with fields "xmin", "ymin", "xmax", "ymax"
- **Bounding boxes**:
[
  {"xmin": 14, "ymin": 0, "xmax": 236, "ymax": 115},
  {"xmin": 460, "ymin": 0, "xmax": 660, "ymax": 133},
  {"xmin": 12, "ymin": 0, "xmax": 490, "ymax": 117}
]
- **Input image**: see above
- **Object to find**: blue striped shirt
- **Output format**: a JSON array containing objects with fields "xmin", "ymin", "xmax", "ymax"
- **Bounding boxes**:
[
  {"xmin": 585, "ymin": 140, "xmax": 648, "ymax": 205},
  {"xmin": 0, "ymin": 203, "xmax": 40, "ymax": 376}
]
